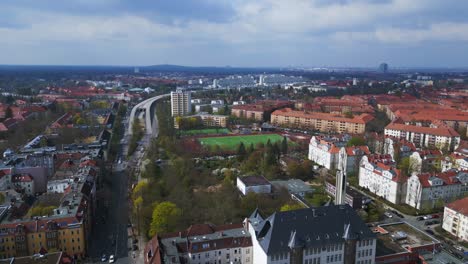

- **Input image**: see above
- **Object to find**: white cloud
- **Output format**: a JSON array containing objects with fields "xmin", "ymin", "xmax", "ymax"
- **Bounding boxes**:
[{"xmin": 331, "ymin": 23, "xmax": 468, "ymax": 44}]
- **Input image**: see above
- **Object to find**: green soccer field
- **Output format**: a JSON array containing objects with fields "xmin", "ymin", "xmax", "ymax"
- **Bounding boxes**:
[
  {"xmin": 198, "ymin": 134, "xmax": 285, "ymax": 150},
  {"xmin": 180, "ymin": 128, "xmax": 230, "ymax": 136}
]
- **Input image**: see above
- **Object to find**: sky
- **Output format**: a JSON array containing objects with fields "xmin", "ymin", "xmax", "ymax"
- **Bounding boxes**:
[{"xmin": 1, "ymin": 0, "xmax": 468, "ymax": 68}]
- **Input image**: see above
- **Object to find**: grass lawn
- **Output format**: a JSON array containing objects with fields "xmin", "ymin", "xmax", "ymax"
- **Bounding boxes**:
[
  {"xmin": 180, "ymin": 128, "xmax": 230, "ymax": 136},
  {"xmin": 198, "ymin": 134, "xmax": 285, "ymax": 150}
]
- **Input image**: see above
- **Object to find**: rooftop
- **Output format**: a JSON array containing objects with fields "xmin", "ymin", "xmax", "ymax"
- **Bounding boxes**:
[
  {"xmin": 272, "ymin": 108, "xmax": 374, "ymax": 124},
  {"xmin": 385, "ymin": 122, "xmax": 460, "ymax": 137},
  {"xmin": 446, "ymin": 196, "xmax": 468, "ymax": 216},
  {"xmin": 249, "ymin": 205, "xmax": 375, "ymax": 255},
  {"xmin": 270, "ymin": 179, "xmax": 313, "ymax": 194},
  {"xmin": 238, "ymin": 175, "xmax": 271, "ymax": 187}
]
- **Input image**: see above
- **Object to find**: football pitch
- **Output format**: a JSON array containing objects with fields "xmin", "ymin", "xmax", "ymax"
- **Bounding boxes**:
[{"xmin": 198, "ymin": 134, "xmax": 285, "ymax": 150}]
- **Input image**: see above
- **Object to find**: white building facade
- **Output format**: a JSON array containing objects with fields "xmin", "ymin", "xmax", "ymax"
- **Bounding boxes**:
[
  {"xmin": 237, "ymin": 176, "xmax": 272, "ymax": 196},
  {"xmin": 405, "ymin": 170, "xmax": 468, "ymax": 210},
  {"xmin": 358, "ymin": 155, "xmax": 406, "ymax": 204},
  {"xmin": 442, "ymin": 197, "xmax": 468, "ymax": 242},
  {"xmin": 308, "ymin": 135, "xmax": 349, "ymax": 170},
  {"xmin": 247, "ymin": 206, "xmax": 376, "ymax": 264}
]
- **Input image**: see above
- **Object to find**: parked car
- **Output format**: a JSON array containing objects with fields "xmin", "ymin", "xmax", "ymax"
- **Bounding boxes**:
[
  {"xmin": 454, "ymin": 245, "xmax": 464, "ymax": 251},
  {"xmin": 101, "ymin": 254, "xmax": 107, "ymax": 262},
  {"xmin": 432, "ymin": 214, "xmax": 440, "ymax": 219},
  {"xmin": 423, "ymin": 215, "xmax": 433, "ymax": 220},
  {"xmin": 109, "ymin": 255, "xmax": 115, "ymax": 263},
  {"xmin": 132, "ymin": 244, "xmax": 139, "ymax": 251},
  {"xmin": 384, "ymin": 212, "xmax": 393, "ymax": 218},
  {"xmin": 416, "ymin": 216, "xmax": 424, "ymax": 221},
  {"xmin": 425, "ymin": 229, "xmax": 434, "ymax": 235}
]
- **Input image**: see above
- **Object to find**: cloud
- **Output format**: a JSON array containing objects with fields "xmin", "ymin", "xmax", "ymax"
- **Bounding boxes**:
[
  {"xmin": 1, "ymin": 0, "xmax": 468, "ymax": 66},
  {"xmin": 332, "ymin": 23, "xmax": 468, "ymax": 44}
]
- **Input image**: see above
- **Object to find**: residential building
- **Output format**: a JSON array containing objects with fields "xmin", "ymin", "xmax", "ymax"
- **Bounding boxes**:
[
  {"xmin": 0, "ymin": 154, "xmax": 98, "ymax": 259},
  {"xmin": 338, "ymin": 146, "xmax": 370, "ymax": 175},
  {"xmin": 171, "ymin": 90, "xmax": 191, "ymax": 117},
  {"xmin": 144, "ymin": 223, "xmax": 252, "ymax": 264},
  {"xmin": 237, "ymin": 176, "xmax": 271, "ymax": 196},
  {"xmin": 231, "ymin": 101, "xmax": 293, "ymax": 122},
  {"xmin": 442, "ymin": 197, "xmax": 468, "ymax": 242},
  {"xmin": 308, "ymin": 135, "xmax": 350, "ymax": 170},
  {"xmin": 358, "ymin": 154, "xmax": 407, "ymax": 204},
  {"xmin": 408, "ymin": 150, "xmax": 442, "ymax": 174},
  {"xmin": 382, "ymin": 137, "xmax": 416, "ymax": 160},
  {"xmin": 246, "ymin": 205, "xmax": 377, "ymax": 264},
  {"xmin": 173, "ymin": 113, "xmax": 227, "ymax": 129},
  {"xmin": 384, "ymin": 122, "xmax": 460, "ymax": 151},
  {"xmin": 406, "ymin": 170, "xmax": 468, "ymax": 210},
  {"xmin": 271, "ymin": 108, "xmax": 374, "ymax": 134},
  {"xmin": 10, "ymin": 174, "xmax": 35, "ymax": 195}
]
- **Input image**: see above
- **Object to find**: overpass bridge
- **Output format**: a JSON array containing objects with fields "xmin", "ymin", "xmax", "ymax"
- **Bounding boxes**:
[{"xmin": 128, "ymin": 94, "xmax": 170, "ymax": 136}]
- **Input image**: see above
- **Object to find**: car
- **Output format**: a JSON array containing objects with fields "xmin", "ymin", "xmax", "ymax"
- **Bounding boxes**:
[
  {"xmin": 384, "ymin": 212, "xmax": 393, "ymax": 218},
  {"xmin": 432, "ymin": 214, "xmax": 440, "ymax": 219},
  {"xmin": 133, "ymin": 238, "xmax": 138, "ymax": 244},
  {"xmin": 109, "ymin": 255, "xmax": 115, "ymax": 263},
  {"xmin": 454, "ymin": 245, "xmax": 464, "ymax": 251},
  {"xmin": 416, "ymin": 216, "xmax": 424, "ymax": 221},
  {"xmin": 132, "ymin": 244, "xmax": 139, "ymax": 251},
  {"xmin": 425, "ymin": 229, "xmax": 434, "ymax": 235},
  {"xmin": 101, "ymin": 254, "xmax": 107, "ymax": 262},
  {"xmin": 423, "ymin": 215, "xmax": 433, "ymax": 220}
]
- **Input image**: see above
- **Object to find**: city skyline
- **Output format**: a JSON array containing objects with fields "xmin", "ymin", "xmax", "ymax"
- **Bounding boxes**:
[{"xmin": 1, "ymin": 0, "xmax": 468, "ymax": 67}]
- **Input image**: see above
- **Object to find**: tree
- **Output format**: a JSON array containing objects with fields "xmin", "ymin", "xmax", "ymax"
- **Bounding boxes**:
[
  {"xmin": 5, "ymin": 106, "xmax": 13, "ymax": 119},
  {"xmin": 249, "ymin": 143, "xmax": 254, "ymax": 153},
  {"xmin": 149, "ymin": 202, "xmax": 182, "ymax": 237},
  {"xmin": 344, "ymin": 111, "xmax": 354, "ymax": 118},
  {"xmin": 281, "ymin": 136, "xmax": 288, "ymax": 154},
  {"xmin": 39, "ymin": 136, "xmax": 48, "ymax": 147},
  {"xmin": 346, "ymin": 137, "xmax": 366, "ymax": 147},
  {"xmin": 280, "ymin": 203, "xmax": 303, "ymax": 211},
  {"xmin": 237, "ymin": 142, "xmax": 247, "ymax": 161}
]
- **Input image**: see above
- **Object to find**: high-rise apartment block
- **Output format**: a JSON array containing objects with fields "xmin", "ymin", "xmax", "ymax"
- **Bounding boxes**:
[{"xmin": 171, "ymin": 90, "xmax": 191, "ymax": 117}]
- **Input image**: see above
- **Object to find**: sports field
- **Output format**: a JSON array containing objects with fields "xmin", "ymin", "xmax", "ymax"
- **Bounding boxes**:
[
  {"xmin": 198, "ymin": 134, "xmax": 285, "ymax": 150},
  {"xmin": 180, "ymin": 128, "xmax": 230, "ymax": 136}
]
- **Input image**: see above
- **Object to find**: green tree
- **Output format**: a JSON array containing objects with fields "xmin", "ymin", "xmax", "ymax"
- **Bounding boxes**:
[
  {"xmin": 249, "ymin": 143, "xmax": 254, "ymax": 153},
  {"xmin": 149, "ymin": 202, "xmax": 182, "ymax": 237},
  {"xmin": 5, "ymin": 106, "xmax": 13, "ymax": 119},
  {"xmin": 346, "ymin": 137, "xmax": 366, "ymax": 147},
  {"xmin": 281, "ymin": 136, "xmax": 288, "ymax": 154},
  {"xmin": 280, "ymin": 203, "xmax": 303, "ymax": 211},
  {"xmin": 237, "ymin": 142, "xmax": 247, "ymax": 161},
  {"xmin": 344, "ymin": 111, "xmax": 354, "ymax": 118}
]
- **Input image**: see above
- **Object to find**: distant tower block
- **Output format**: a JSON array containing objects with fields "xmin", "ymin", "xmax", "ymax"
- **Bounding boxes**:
[
  {"xmin": 134, "ymin": 67, "xmax": 140, "ymax": 73},
  {"xmin": 352, "ymin": 78, "xmax": 358, "ymax": 86},
  {"xmin": 379, "ymin": 63, "xmax": 388, "ymax": 73}
]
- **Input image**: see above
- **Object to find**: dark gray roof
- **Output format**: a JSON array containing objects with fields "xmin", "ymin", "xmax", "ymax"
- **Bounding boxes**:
[
  {"xmin": 249, "ymin": 204, "xmax": 376, "ymax": 255},
  {"xmin": 239, "ymin": 175, "xmax": 271, "ymax": 187}
]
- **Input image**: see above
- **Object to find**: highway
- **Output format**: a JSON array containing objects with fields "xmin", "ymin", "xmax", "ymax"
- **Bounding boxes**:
[{"xmin": 128, "ymin": 94, "xmax": 170, "ymax": 136}]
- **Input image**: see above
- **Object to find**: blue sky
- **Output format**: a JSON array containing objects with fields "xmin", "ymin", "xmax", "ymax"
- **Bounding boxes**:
[{"xmin": 1, "ymin": 0, "xmax": 468, "ymax": 67}]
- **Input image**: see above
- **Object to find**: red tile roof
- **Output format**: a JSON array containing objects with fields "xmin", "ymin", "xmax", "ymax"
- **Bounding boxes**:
[
  {"xmin": 272, "ymin": 108, "xmax": 374, "ymax": 124},
  {"xmin": 345, "ymin": 146, "xmax": 370, "ymax": 156},
  {"xmin": 446, "ymin": 196, "xmax": 468, "ymax": 216},
  {"xmin": 386, "ymin": 122, "xmax": 460, "ymax": 137}
]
